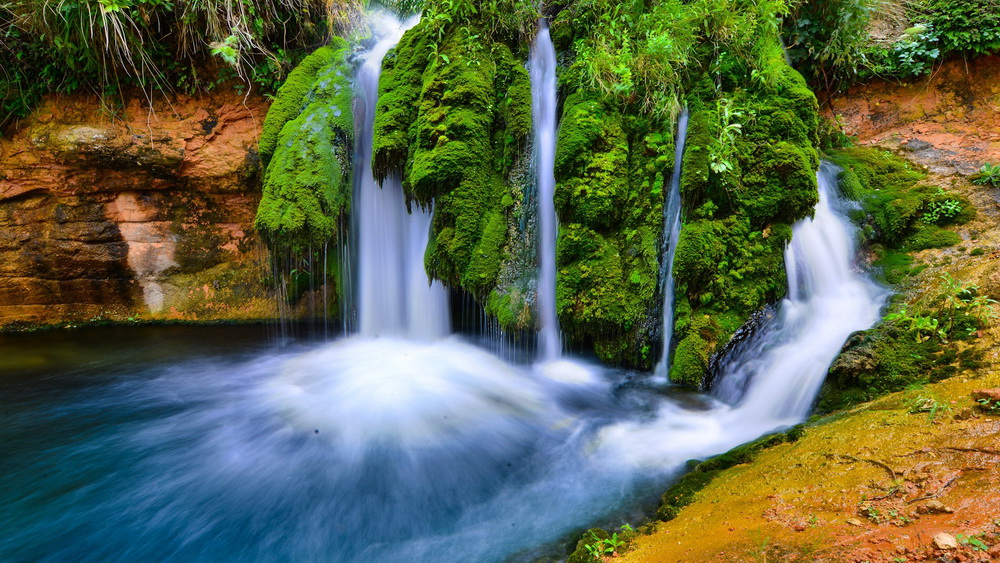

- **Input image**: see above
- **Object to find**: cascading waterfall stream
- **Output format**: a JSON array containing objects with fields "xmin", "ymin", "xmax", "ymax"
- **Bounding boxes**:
[
  {"xmin": 531, "ymin": 21, "xmax": 560, "ymax": 362},
  {"xmin": 354, "ymin": 14, "xmax": 449, "ymax": 340},
  {"xmin": 656, "ymin": 109, "xmax": 690, "ymax": 380},
  {"xmin": 712, "ymin": 161, "xmax": 889, "ymax": 422},
  {"xmin": 597, "ymin": 161, "xmax": 887, "ymax": 465}
]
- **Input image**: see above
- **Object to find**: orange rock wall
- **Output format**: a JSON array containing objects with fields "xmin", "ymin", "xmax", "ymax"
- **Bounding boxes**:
[
  {"xmin": 0, "ymin": 91, "xmax": 278, "ymax": 327},
  {"xmin": 829, "ymin": 54, "xmax": 1000, "ymax": 173}
]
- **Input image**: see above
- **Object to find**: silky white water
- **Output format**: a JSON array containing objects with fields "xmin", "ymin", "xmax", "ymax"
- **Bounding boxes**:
[
  {"xmin": 531, "ymin": 22, "xmax": 561, "ymax": 362},
  {"xmin": 712, "ymin": 161, "xmax": 889, "ymax": 420},
  {"xmin": 355, "ymin": 14, "xmax": 449, "ymax": 340},
  {"xmin": 657, "ymin": 109, "xmax": 690, "ymax": 380}
]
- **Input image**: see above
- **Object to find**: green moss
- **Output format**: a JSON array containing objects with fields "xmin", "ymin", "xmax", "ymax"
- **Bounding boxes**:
[
  {"xmin": 816, "ymin": 306, "xmax": 988, "ymax": 414},
  {"xmin": 664, "ymin": 51, "xmax": 820, "ymax": 388},
  {"xmin": 254, "ymin": 42, "xmax": 354, "ymax": 253},
  {"xmin": 373, "ymin": 20, "xmax": 531, "ymax": 299},
  {"xmin": 552, "ymin": 94, "xmax": 668, "ymax": 367},
  {"xmin": 904, "ymin": 226, "xmax": 963, "ymax": 251},
  {"xmin": 258, "ymin": 42, "xmax": 344, "ymax": 163},
  {"xmin": 827, "ymin": 147, "xmax": 970, "ymax": 250},
  {"xmin": 656, "ymin": 426, "xmax": 805, "ymax": 521}
]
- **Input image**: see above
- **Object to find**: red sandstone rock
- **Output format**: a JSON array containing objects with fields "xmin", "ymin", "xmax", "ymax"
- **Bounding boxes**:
[{"xmin": 0, "ymin": 91, "xmax": 275, "ymax": 326}]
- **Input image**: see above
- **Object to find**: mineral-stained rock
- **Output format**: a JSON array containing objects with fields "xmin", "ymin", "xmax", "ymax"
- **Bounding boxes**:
[
  {"xmin": 971, "ymin": 389, "xmax": 1000, "ymax": 403},
  {"xmin": 0, "ymin": 91, "xmax": 277, "ymax": 327}
]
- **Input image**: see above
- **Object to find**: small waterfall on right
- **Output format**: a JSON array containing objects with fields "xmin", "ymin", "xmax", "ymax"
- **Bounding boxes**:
[
  {"xmin": 656, "ymin": 108, "xmax": 689, "ymax": 380},
  {"xmin": 714, "ymin": 161, "xmax": 888, "ymax": 423}
]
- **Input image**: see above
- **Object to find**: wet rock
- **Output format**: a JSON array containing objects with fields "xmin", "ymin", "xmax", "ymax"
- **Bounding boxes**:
[
  {"xmin": 902, "ymin": 138, "xmax": 933, "ymax": 151},
  {"xmin": 0, "ymin": 92, "xmax": 270, "ymax": 327},
  {"xmin": 923, "ymin": 500, "xmax": 954, "ymax": 514},
  {"xmin": 933, "ymin": 532, "xmax": 959, "ymax": 550},
  {"xmin": 953, "ymin": 408, "xmax": 977, "ymax": 421}
]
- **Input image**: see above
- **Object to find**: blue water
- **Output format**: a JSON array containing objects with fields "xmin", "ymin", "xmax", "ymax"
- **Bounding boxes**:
[{"xmin": 0, "ymin": 326, "xmax": 711, "ymax": 563}]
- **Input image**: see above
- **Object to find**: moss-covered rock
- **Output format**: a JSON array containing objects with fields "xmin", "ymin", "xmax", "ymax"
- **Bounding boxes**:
[
  {"xmin": 553, "ymin": 93, "xmax": 669, "ymax": 367},
  {"xmin": 258, "ymin": 43, "xmax": 345, "ymax": 163},
  {"xmin": 254, "ymin": 40, "xmax": 354, "ymax": 253},
  {"xmin": 656, "ymin": 41, "xmax": 821, "ymax": 387},
  {"xmin": 815, "ymin": 146, "xmax": 979, "ymax": 412},
  {"xmin": 371, "ymin": 15, "xmax": 532, "ymax": 300}
]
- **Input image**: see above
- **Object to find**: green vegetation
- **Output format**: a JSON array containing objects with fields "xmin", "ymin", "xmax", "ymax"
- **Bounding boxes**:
[
  {"xmin": 567, "ymin": 524, "xmax": 639, "ymax": 563},
  {"xmin": 541, "ymin": 0, "xmax": 822, "ymax": 374},
  {"xmin": 371, "ymin": 1, "xmax": 536, "ymax": 301},
  {"xmin": 786, "ymin": 0, "xmax": 1000, "ymax": 89},
  {"xmin": 973, "ymin": 163, "xmax": 1000, "ymax": 187},
  {"xmin": 1, "ymin": 0, "xmax": 349, "ymax": 130},
  {"xmin": 829, "ymin": 147, "xmax": 972, "ymax": 260}
]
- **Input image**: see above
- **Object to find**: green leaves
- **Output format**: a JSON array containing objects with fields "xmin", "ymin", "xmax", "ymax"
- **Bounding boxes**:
[
  {"xmin": 973, "ymin": 163, "xmax": 1000, "ymax": 187},
  {"xmin": 210, "ymin": 35, "xmax": 240, "ymax": 67}
]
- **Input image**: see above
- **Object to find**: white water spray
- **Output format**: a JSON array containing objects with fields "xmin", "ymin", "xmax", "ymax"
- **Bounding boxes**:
[
  {"xmin": 531, "ymin": 22, "xmax": 560, "ymax": 361},
  {"xmin": 657, "ymin": 109, "xmax": 690, "ymax": 380},
  {"xmin": 354, "ymin": 14, "xmax": 449, "ymax": 340}
]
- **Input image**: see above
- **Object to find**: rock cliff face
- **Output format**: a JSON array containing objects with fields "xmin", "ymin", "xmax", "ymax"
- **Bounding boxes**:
[
  {"xmin": 830, "ymin": 54, "xmax": 1000, "ymax": 173},
  {"xmin": 0, "ymin": 91, "xmax": 276, "ymax": 328}
]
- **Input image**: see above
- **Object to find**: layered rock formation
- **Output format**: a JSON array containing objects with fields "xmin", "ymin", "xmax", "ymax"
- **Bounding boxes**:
[{"xmin": 0, "ymin": 91, "xmax": 275, "ymax": 327}]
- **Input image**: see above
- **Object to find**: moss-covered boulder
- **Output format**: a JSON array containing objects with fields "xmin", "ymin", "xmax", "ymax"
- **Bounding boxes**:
[
  {"xmin": 254, "ymin": 39, "xmax": 354, "ymax": 253},
  {"xmin": 668, "ymin": 57, "xmax": 820, "ymax": 388},
  {"xmin": 258, "ymin": 43, "xmax": 346, "ymax": 164},
  {"xmin": 553, "ymin": 93, "xmax": 669, "ymax": 366}
]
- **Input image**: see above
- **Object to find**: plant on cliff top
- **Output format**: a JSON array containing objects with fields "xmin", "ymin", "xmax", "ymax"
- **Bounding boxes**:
[{"xmin": 0, "ymin": 0, "xmax": 351, "ymax": 130}]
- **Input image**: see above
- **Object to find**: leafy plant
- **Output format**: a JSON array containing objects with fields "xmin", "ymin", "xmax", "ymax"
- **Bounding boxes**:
[
  {"xmin": 887, "ymin": 24, "xmax": 941, "ymax": 78},
  {"xmin": 973, "ymin": 163, "xmax": 1000, "ymax": 187},
  {"xmin": 709, "ymin": 97, "xmax": 743, "ymax": 177},
  {"xmin": 956, "ymin": 533, "xmax": 989, "ymax": 551},
  {"xmin": 922, "ymin": 0, "xmax": 1000, "ymax": 56},
  {"xmin": 922, "ymin": 197, "xmax": 962, "ymax": 225},
  {"xmin": 937, "ymin": 273, "xmax": 997, "ymax": 336},
  {"xmin": 582, "ymin": 530, "xmax": 628, "ymax": 559},
  {"xmin": 906, "ymin": 393, "xmax": 950, "ymax": 421},
  {"xmin": 884, "ymin": 306, "xmax": 946, "ymax": 343},
  {"xmin": 784, "ymin": 0, "xmax": 873, "ymax": 89},
  {"xmin": 977, "ymin": 398, "xmax": 1000, "ymax": 413}
]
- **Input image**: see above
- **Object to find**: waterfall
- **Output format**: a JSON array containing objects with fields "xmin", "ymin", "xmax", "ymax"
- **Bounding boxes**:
[
  {"xmin": 713, "ymin": 161, "xmax": 888, "ymax": 422},
  {"xmin": 353, "ymin": 14, "xmax": 450, "ymax": 340},
  {"xmin": 531, "ymin": 21, "xmax": 560, "ymax": 361},
  {"xmin": 657, "ymin": 109, "xmax": 690, "ymax": 379}
]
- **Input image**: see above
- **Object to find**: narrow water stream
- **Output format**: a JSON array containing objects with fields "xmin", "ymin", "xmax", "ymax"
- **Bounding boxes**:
[{"xmin": 531, "ymin": 21, "xmax": 561, "ymax": 362}]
